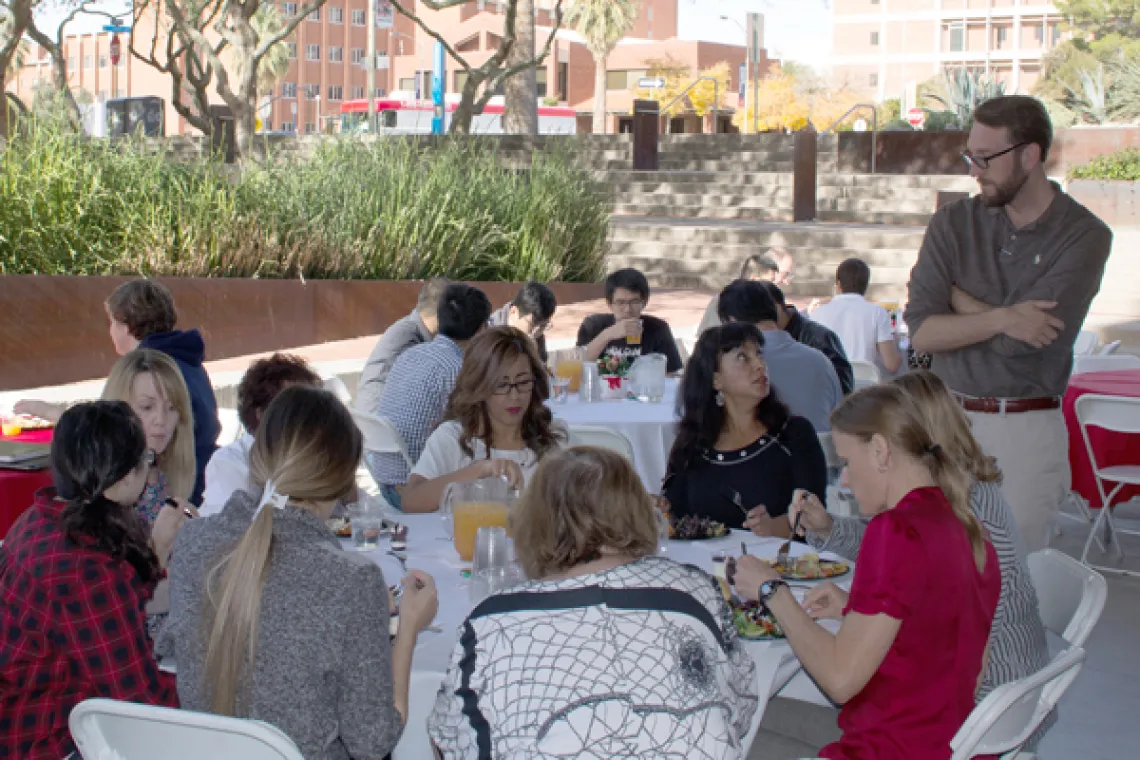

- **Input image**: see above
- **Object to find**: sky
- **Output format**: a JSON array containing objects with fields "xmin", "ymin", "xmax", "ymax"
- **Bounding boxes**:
[
  {"xmin": 676, "ymin": 0, "xmax": 833, "ymax": 70},
  {"xmin": 38, "ymin": 0, "xmax": 836, "ymax": 71}
]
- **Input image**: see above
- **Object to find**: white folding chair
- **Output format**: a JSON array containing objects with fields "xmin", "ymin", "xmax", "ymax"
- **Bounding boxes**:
[
  {"xmin": 1073, "ymin": 330, "xmax": 1100, "ymax": 356},
  {"xmin": 351, "ymin": 409, "xmax": 415, "ymax": 470},
  {"xmin": 323, "ymin": 376, "xmax": 353, "ymax": 405},
  {"xmin": 949, "ymin": 647, "xmax": 1087, "ymax": 760},
  {"xmin": 1098, "ymin": 340, "xmax": 1122, "ymax": 356},
  {"xmin": 1075, "ymin": 394, "xmax": 1140, "ymax": 573},
  {"xmin": 216, "ymin": 407, "xmax": 243, "ymax": 447},
  {"xmin": 850, "ymin": 360, "xmax": 881, "ymax": 388},
  {"xmin": 1072, "ymin": 354, "xmax": 1140, "ymax": 375},
  {"xmin": 568, "ymin": 425, "xmax": 636, "ymax": 464},
  {"xmin": 69, "ymin": 698, "xmax": 303, "ymax": 760},
  {"xmin": 1026, "ymin": 548, "xmax": 1107, "ymax": 650}
]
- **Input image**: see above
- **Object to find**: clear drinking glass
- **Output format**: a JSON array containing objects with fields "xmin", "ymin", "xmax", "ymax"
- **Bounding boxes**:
[
  {"xmin": 347, "ymin": 500, "xmax": 385, "ymax": 551},
  {"xmin": 470, "ymin": 526, "xmax": 511, "ymax": 604},
  {"xmin": 654, "ymin": 506, "xmax": 670, "ymax": 555},
  {"xmin": 551, "ymin": 375, "xmax": 571, "ymax": 404}
]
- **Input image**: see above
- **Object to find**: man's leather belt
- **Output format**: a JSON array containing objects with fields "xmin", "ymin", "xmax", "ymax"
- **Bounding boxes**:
[{"xmin": 953, "ymin": 393, "xmax": 1061, "ymax": 415}]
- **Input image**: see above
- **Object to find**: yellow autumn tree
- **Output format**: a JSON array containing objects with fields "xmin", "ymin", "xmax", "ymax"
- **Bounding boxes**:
[
  {"xmin": 631, "ymin": 55, "xmax": 692, "ymax": 117},
  {"xmin": 688, "ymin": 61, "xmax": 733, "ymax": 117},
  {"xmin": 735, "ymin": 63, "xmax": 864, "ymax": 131}
]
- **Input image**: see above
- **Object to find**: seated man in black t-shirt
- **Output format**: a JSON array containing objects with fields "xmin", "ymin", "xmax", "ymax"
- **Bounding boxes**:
[{"xmin": 576, "ymin": 268, "xmax": 683, "ymax": 374}]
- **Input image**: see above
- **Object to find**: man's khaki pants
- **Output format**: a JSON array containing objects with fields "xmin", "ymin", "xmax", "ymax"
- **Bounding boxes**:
[{"xmin": 966, "ymin": 407, "xmax": 1070, "ymax": 553}]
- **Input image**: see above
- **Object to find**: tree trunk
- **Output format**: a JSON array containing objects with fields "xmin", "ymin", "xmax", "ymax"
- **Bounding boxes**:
[
  {"xmin": 0, "ymin": 70, "xmax": 9, "ymax": 142},
  {"xmin": 502, "ymin": 0, "xmax": 537, "ymax": 135},
  {"xmin": 449, "ymin": 75, "xmax": 483, "ymax": 135},
  {"xmin": 592, "ymin": 53, "xmax": 606, "ymax": 134}
]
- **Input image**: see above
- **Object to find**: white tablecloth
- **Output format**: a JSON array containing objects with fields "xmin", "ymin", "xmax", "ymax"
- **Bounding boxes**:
[
  {"xmin": 550, "ymin": 377, "xmax": 680, "ymax": 493},
  {"xmin": 370, "ymin": 516, "xmax": 850, "ymax": 758}
]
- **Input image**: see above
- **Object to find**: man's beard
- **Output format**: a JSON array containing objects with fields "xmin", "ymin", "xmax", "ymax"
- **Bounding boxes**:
[{"xmin": 978, "ymin": 169, "xmax": 1029, "ymax": 208}]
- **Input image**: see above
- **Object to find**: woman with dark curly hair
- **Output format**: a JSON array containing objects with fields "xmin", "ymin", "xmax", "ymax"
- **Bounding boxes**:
[
  {"xmin": 0, "ymin": 401, "xmax": 187, "ymax": 759},
  {"xmin": 401, "ymin": 326, "xmax": 567, "ymax": 513},
  {"xmin": 663, "ymin": 322, "xmax": 828, "ymax": 536}
]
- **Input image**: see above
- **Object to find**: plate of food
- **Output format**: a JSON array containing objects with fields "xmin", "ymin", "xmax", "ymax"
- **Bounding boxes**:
[
  {"xmin": 773, "ymin": 552, "xmax": 850, "ymax": 581},
  {"xmin": 669, "ymin": 514, "xmax": 729, "ymax": 541},
  {"xmin": 732, "ymin": 599, "xmax": 785, "ymax": 640},
  {"xmin": 325, "ymin": 517, "xmax": 353, "ymax": 538}
]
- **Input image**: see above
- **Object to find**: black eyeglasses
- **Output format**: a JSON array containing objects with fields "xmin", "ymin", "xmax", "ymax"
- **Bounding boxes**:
[
  {"xmin": 961, "ymin": 142, "xmax": 1029, "ymax": 171},
  {"xmin": 492, "ymin": 377, "xmax": 535, "ymax": 396}
]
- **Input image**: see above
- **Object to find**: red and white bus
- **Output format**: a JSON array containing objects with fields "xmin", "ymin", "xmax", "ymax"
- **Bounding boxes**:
[{"xmin": 339, "ymin": 94, "xmax": 577, "ymax": 135}]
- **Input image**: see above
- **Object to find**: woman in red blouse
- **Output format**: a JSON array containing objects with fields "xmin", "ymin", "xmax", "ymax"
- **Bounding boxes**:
[
  {"xmin": 0, "ymin": 401, "xmax": 189, "ymax": 759},
  {"xmin": 736, "ymin": 384, "xmax": 1001, "ymax": 760}
]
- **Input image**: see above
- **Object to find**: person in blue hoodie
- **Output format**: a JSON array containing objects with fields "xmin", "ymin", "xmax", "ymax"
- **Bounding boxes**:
[{"xmin": 103, "ymin": 280, "xmax": 220, "ymax": 504}]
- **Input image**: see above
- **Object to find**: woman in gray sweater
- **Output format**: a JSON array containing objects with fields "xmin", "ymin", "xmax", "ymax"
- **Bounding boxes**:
[
  {"xmin": 157, "ymin": 386, "xmax": 438, "ymax": 759},
  {"xmin": 791, "ymin": 371, "xmax": 1052, "ymax": 740}
]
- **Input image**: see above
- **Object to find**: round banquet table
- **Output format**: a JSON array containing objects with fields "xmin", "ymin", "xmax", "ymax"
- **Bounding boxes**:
[
  {"xmin": 0, "ymin": 428, "xmax": 54, "ymax": 539},
  {"xmin": 550, "ymin": 378, "xmax": 680, "ymax": 494},
  {"xmin": 1064, "ymin": 370, "xmax": 1140, "ymax": 509},
  {"xmin": 359, "ymin": 514, "xmax": 847, "ymax": 758}
]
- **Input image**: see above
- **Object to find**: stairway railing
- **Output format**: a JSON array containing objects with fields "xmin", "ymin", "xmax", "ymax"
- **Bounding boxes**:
[
  {"xmin": 824, "ymin": 103, "xmax": 878, "ymax": 174},
  {"xmin": 661, "ymin": 76, "xmax": 720, "ymax": 134}
]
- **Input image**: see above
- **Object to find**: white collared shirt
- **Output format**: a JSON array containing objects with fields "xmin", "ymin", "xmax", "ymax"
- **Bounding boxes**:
[
  {"xmin": 811, "ymin": 293, "xmax": 895, "ymax": 367},
  {"xmin": 200, "ymin": 432, "xmax": 255, "ymax": 516}
]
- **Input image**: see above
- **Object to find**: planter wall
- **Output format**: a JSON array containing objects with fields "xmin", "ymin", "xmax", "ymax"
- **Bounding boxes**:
[
  {"xmin": 1068, "ymin": 180, "xmax": 1140, "ymax": 226},
  {"xmin": 0, "ymin": 276, "xmax": 603, "ymax": 392}
]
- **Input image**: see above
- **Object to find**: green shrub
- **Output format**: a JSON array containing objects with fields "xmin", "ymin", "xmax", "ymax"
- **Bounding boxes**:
[
  {"xmin": 922, "ymin": 110, "xmax": 962, "ymax": 132},
  {"xmin": 1068, "ymin": 148, "xmax": 1140, "ymax": 181},
  {"xmin": 881, "ymin": 119, "xmax": 915, "ymax": 132},
  {"xmin": 0, "ymin": 119, "xmax": 610, "ymax": 282}
]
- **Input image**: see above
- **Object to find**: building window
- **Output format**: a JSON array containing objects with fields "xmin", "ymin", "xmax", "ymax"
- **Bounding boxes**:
[
  {"xmin": 536, "ymin": 68, "xmax": 548, "ymax": 99},
  {"xmin": 870, "ymin": 72, "xmax": 878, "ymax": 86},
  {"xmin": 83, "ymin": 55, "xmax": 93, "ymax": 69},
  {"xmin": 305, "ymin": 122, "xmax": 316, "ymax": 134},
  {"xmin": 352, "ymin": 9, "xmax": 365, "ymax": 25},
  {"xmin": 949, "ymin": 22, "xmax": 965, "ymax": 52},
  {"xmin": 399, "ymin": 77, "xmax": 415, "ymax": 91},
  {"xmin": 454, "ymin": 70, "xmax": 467, "ymax": 92},
  {"xmin": 328, "ymin": 85, "xmax": 343, "ymax": 100},
  {"xmin": 329, "ymin": 7, "xmax": 343, "ymax": 24},
  {"xmin": 308, "ymin": 7, "xmax": 320, "ymax": 21},
  {"xmin": 67, "ymin": 55, "xmax": 76, "ymax": 71},
  {"xmin": 281, "ymin": 81, "xmax": 297, "ymax": 98},
  {"xmin": 283, "ymin": 2, "xmax": 297, "ymax": 15},
  {"xmin": 281, "ymin": 121, "xmax": 295, "ymax": 132},
  {"xmin": 1051, "ymin": 23, "xmax": 1062, "ymax": 46},
  {"xmin": 287, "ymin": 42, "xmax": 297, "ymax": 59},
  {"xmin": 375, "ymin": 87, "xmax": 386, "ymax": 97},
  {"xmin": 351, "ymin": 85, "xmax": 364, "ymax": 99},
  {"xmin": 98, "ymin": 55, "xmax": 107, "ymax": 68},
  {"xmin": 996, "ymin": 26, "xmax": 1008, "ymax": 48},
  {"xmin": 306, "ymin": 44, "xmax": 320, "ymax": 61},
  {"xmin": 352, "ymin": 47, "xmax": 365, "ymax": 64},
  {"xmin": 870, "ymin": 31, "xmax": 879, "ymax": 46},
  {"xmin": 305, "ymin": 83, "xmax": 320, "ymax": 99},
  {"xmin": 329, "ymin": 46, "xmax": 343, "ymax": 63},
  {"xmin": 557, "ymin": 61, "xmax": 568, "ymax": 101},
  {"xmin": 1034, "ymin": 24, "xmax": 1044, "ymax": 44}
]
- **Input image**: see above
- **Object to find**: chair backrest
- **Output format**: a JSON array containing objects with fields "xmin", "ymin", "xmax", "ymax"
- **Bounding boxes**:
[
  {"xmin": 1098, "ymin": 340, "xmax": 1122, "ymax": 356},
  {"xmin": 216, "ymin": 407, "xmax": 243, "ymax": 447},
  {"xmin": 675, "ymin": 338, "xmax": 690, "ymax": 367},
  {"xmin": 950, "ymin": 647, "xmax": 1086, "ymax": 760},
  {"xmin": 1074, "ymin": 330, "xmax": 1100, "ymax": 356},
  {"xmin": 817, "ymin": 432, "xmax": 841, "ymax": 471},
  {"xmin": 568, "ymin": 425, "xmax": 636, "ymax": 464},
  {"xmin": 350, "ymin": 409, "xmax": 415, "ymax": 469},
  {"xmin": 1072, "ymin": 354, "xmax": 1140, "ymax": 375},
  {"xmin": 323, "ymin": 376, "xmax": 353, "ymax": 405},
  {"xmin": 1026, "ymin": 548, "xmax": 1107, "ymax": 649},
  {"xmin": 1075, "ymin": 393, "xmax": 1140, "ymax": 439},
  {"xmin": 849, "ymin": 360, "xmax": 881, "ymax": 386},
  {"xmin": 69, "ymin": 698, "xmax": 304, "ymax": 760}
]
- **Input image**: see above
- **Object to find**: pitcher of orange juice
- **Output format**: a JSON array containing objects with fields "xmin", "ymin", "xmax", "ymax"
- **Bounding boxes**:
[
  {"xmin": 551, "ymin": 347, "xmax": 585, "ymax": 393},
  {"xmin": 442, "ymin": 477, "xmax": 518, "ymax": 561}
]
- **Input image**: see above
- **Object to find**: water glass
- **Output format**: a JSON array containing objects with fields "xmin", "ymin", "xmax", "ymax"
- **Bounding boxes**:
[
  {"xmin": 347, "ymin": 500, "xmax": 385, "ymax": 552},
  {"xmin": 551, "ymin": 376, "xmax": 571, "ymax": 404},
  {"xmin": 579, "ymin": 362, "xmax": 601, "ymax": 403},
  {"xmin": 470, "ymin": 526, "xmax": 511, "ymax": 604},
  {"xmin": 653, "ymin": 506, "xmax": 670, "ymax": 555}
]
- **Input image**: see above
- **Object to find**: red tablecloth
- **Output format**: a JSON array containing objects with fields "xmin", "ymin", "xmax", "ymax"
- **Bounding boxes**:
[
  {"xmin": 1064, "ymin": 370, "xmax": 1140, "ymax": 509},
  {"xmin": 0, "ymin": 428, "xmax": 54, "ymax": 539}
]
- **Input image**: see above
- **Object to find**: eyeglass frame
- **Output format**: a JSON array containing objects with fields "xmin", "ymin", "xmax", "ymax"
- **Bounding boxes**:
[
  {"xmin": 961, "ymin": 142, "xmax": 1029, "ymax": 171},
  {"xmin": 491, "ymin": 377, "xmax": 536, "ymax": 397}
]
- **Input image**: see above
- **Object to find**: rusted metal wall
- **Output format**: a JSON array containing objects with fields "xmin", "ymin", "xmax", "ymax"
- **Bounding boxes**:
[{"xmin": 0, "ymin": 277, "xmax": 603, "ymax": 391}]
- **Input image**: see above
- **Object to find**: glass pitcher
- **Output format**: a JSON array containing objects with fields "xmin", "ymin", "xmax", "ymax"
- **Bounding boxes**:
[
  {"xmin": 441, "ymin": 477, "xmax": 518, "ymax": 562},
  {"xmin": 629, "ymin": 353, "xmax": 667, "ymax": 402}
]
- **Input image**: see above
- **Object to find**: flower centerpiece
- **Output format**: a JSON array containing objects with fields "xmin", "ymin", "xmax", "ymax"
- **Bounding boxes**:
[{"xmin": 597, "ymin": 354, "xmax": 633, "ymax": 400}]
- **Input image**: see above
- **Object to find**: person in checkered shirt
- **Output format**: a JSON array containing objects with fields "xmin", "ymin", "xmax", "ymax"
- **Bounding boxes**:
[{"xmin": 0, "ymin": 401, "xmax": 191, "ymax": 759}]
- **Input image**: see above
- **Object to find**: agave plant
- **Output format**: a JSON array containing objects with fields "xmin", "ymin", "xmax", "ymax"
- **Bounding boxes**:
[
  {"xmin": 1109, "ymin": 58, "xmax": 1140, "ymax": 122},
  {"xmin": 925, "ymin": 68, "xmax": 1007, "ymax": 128},
  {"xmin": 1065, "ymin": 65, "xmax": 1109, "ymax": 124}
]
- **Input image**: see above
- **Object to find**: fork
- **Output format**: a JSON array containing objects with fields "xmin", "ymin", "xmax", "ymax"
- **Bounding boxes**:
[
  {"xmin": 387, "ymin": 550, "xmax": 408, "ymax": 574},
  {"xmin": 721, "ymin": 487, "xmax": 750, "ymax": 519},
  {"xmin": 777, "ymin": 511, "xmax": 803, "ymax": 568}
]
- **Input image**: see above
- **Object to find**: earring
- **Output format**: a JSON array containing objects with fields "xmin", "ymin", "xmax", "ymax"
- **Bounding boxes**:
[{"xmin": 715, "ymin": 390, "xmax": 725, "ymax": 407}]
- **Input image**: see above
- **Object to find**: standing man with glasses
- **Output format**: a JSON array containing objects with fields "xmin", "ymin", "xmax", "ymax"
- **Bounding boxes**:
[{"xmin": 905, "ymin": 95, "xmax": 1113, "ymax": 551}]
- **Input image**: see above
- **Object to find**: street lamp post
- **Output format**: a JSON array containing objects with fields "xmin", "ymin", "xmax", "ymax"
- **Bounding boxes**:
[{"xmin": 720, "ymin": 15, "xmax": 749, "ymax": 134}]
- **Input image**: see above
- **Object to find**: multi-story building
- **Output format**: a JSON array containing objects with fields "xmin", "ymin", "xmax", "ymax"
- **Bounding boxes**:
[
  {"xmin": 9, "ymin": 0, "xmax": 761, "ymax": 135},
  {"xmin": 831, "ymin": 0, "xmax": 1068, "ymax": 104}
]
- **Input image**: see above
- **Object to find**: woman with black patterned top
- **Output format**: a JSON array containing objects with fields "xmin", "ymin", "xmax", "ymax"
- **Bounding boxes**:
[{"xmin": 662, "ymin": 323, "xmax": 828, "ymax": 537}]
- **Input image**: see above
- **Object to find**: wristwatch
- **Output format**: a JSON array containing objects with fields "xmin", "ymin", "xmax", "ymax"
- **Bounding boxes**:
[{"xmin": 757, "ymin": 579, "xmax": 789, "ymax": 605}]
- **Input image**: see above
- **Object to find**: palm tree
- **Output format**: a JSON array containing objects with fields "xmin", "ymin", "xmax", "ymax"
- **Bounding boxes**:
[
  {"xmin": 250, "ymin": 6, "xmax": 291, "ymax": 133},
  {"xmin": 568, "ymin": 0, "xmax": 640, "ymax": 134}
]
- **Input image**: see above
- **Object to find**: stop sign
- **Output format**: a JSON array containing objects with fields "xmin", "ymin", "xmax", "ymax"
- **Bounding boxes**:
[
  {"xmin": 109, "ymin": 34, "xmax": 121, "ymax": 66},
  {"xmin": 906, "ymin": 107, "xmax": 925, "ymax": 128}
]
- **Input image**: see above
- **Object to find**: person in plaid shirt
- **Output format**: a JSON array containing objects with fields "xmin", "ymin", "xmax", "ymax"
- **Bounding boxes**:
[{"xmin": 0, "ymin": 401, "xmax": 191, "ymax": 759}]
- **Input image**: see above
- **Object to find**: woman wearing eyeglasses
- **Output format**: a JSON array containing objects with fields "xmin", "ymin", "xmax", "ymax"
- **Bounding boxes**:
[{"xmin": 400, "ymin": 326, "xmax": 568, "ymax": 513}]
